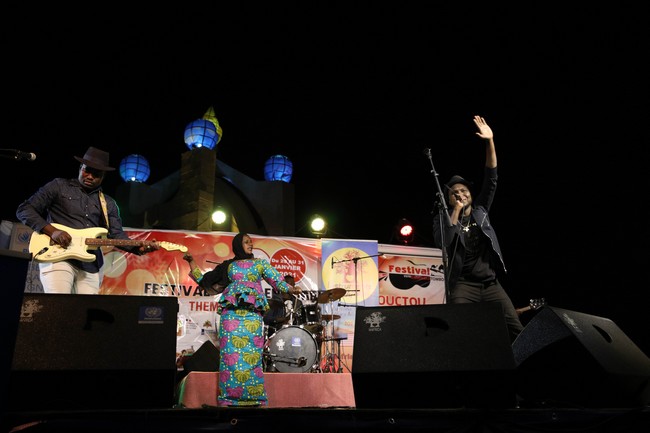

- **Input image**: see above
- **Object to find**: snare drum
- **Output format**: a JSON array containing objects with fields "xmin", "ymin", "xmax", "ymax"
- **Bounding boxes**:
[{"xmin": 265, "ymin": 326, "xmax": 319, "ymax": 373}]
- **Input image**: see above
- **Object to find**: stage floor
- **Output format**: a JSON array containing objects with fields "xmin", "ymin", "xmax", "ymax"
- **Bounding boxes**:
[
  {"xmin": 4, "ymin": 406, "xmax": 650, "ymax": 433},
  {"xmin": 5, "ymin": 370, "xmax": 650, "ymax": 432}
]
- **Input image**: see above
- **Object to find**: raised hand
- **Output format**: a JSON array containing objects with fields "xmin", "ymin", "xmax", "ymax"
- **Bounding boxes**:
[{"xmin": 473, "ymin": 115, "xmax": 493, "ymax": 140}]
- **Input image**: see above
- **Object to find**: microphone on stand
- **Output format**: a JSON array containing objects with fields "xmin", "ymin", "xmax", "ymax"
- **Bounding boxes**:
[
  {"xmin": 0, "ymin": 149, "xmax": 37, "ymax": 161},
  {"xmin": 422, "ymin": 148, "xmax": 432, "ymax": 157},
  {"xmin": 331, "ymin": 257, "xmax": 335, "ymax": 269}
]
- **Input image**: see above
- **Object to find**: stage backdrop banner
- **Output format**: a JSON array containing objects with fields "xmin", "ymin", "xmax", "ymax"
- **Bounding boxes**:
[
  {"xmin": 377, "ymin": 244, "xmax": 445, "ymax": 306},
  {"xmin": 320, "ymin": 238, "xmax": 380, "ymax": 372},
  {"xmin": 100, "ymin": 230, "xmax": 322, "ymax": 298}
]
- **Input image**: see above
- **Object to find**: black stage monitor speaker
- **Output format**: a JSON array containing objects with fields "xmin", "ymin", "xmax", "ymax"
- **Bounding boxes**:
[
  {"xmin": 9, "ymin": 293, "xmax": 179, "ymax": 411},
  {"xmin": 352, "ymin": 303, "xmax": 517, "ymax": 409},
  {"xmin": 512, "ymin": 306, "xmax": 650, "ymax": 408},
  {"xmin": 0, "ymin": 249, "xmax": 30, "ymax": 414}
]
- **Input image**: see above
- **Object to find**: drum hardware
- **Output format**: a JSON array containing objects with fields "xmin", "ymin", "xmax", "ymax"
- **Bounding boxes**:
[
  {"xmin": 265, "ymin": 353, "xmax": 308, "ymax": 367},
  {"xmin": 287, "ymin": 294, "xmax": 302, "ymax": 326},
  {"xmin": 266, "ymin": 294, "xmax": 301, "ymax": 327},
  {"xmin": 320, "ymin": 335, "xmax": 347, "ymax": 373},
  {"xmin": 318, "ymin": 290, "xmax": 345, "ymax": 373},
  {"xmin": 264, "ymin": 325, "xmax": 319, "ymax": 373}
]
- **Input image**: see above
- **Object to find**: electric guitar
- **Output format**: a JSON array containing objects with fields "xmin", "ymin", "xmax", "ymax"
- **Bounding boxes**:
[
  {"xmin": 515, "ymin": 298, "xmax": 546, "ymax": 316},
  {"xmin": 29, "ymin": 223, "xmax": 188, "ymax": 263}
]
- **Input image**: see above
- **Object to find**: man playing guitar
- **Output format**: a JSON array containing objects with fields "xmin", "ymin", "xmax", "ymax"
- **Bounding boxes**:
[{"xmin": 16, "ymin": 146, "xmax": 161, "ymax": 294}]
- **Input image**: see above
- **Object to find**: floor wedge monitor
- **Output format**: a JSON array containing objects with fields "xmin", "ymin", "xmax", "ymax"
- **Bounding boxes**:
[
  {"xmin": 512, "ymin": 306, "xmax": 650, "ymax": 408},
  {"xmin": 352, "ymin": 302, "xmax": 517, "ymax": 409},
  {"xmin": 9, "ymin": 293, "xmax": 179, "ymax": 411}
]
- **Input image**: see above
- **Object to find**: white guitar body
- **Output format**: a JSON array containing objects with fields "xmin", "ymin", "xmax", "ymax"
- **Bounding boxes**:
[{"xmin": 29, "ymin": 223, "xmax": 187, "ymax": 263}]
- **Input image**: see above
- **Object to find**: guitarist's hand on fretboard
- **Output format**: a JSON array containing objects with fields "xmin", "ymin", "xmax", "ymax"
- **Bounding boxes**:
[{"xmin": 138, "ymin": 240, "xmax": 160, "ymax": 254}]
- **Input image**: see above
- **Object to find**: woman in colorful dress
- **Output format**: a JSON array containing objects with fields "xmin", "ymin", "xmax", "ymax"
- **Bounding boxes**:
[{"xmin": 215, "ymin": 232, "xmax": 301, "ymax": 406}]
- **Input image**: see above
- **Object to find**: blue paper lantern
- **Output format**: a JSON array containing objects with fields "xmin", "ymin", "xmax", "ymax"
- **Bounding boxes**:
[
  {"xmin": 264, "ymin": 155, "xmax": 293, "ymax": 182},
  {"xmin": 184, "ymin": 119, "xmax": 219, "ymax": 150},
  {"xmin": 119, "ymin": 154, "xmax": 150, "ymax": 183}
]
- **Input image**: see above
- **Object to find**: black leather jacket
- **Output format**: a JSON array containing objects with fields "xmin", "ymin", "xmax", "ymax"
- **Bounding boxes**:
[{"xmin": 432, "ymin": 166, "xmax": 505, "ymax": 289}]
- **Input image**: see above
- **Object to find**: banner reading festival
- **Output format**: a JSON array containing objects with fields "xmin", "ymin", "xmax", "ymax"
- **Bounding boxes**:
[{"xmin": 377, "ymin": 244, "xmax": 446, "ymax": 306}]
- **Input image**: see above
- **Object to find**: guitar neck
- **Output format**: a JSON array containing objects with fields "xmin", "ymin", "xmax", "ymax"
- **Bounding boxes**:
[
  {"xmin": 85, "ymin": 238, "xmax": 144, "ymax": 248},
  {"xmin": 515, "ymin": 306, "xmax": 532, "ymax": 315}
]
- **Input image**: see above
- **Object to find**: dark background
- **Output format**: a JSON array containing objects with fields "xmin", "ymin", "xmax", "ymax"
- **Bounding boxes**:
[{"xmin": 3, "ymin": 5, "xmax": 649, "ymax": 355}]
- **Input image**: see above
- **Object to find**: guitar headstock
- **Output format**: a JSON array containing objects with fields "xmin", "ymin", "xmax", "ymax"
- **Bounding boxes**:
[
  {"xmin": 159, "ymin": 241, "xmax": 188, "ymax": 253},
  {"xmin": 529, "ymin": 297, "xmax": 546, "ymax": 310}
]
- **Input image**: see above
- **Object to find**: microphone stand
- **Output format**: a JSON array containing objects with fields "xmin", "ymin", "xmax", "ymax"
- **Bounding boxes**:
[
  {"xmin": 424, "ymin": 149, "xmax": 452, "ymax": 302},
  {"xmin": 333, "ymin": 253, "xmax": 383, "ymax": 306},
  {"xmin": 331, "ymin": 253, "xmax": 382, "ymax": 373}
]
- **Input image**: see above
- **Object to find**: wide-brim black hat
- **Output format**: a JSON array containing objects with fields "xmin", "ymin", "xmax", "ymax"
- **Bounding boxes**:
[{"xmin": 74, "ymin": 146, "xmax": 115, "ymax": 171}]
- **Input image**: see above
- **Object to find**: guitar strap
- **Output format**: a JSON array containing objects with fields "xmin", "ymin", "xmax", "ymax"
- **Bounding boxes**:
[{"xmin": 98, "ymin": 191, "xmax": 110, "ymax": 230}]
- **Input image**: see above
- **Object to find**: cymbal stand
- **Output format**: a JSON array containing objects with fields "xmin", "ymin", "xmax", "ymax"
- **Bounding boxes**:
[
  {"xmin": 287, "ymin": 296, "xmax": 298, "ymax": 326},
  {"xmin": 320, "ymin": 298, "xmax": 339, "ymax": 373}
]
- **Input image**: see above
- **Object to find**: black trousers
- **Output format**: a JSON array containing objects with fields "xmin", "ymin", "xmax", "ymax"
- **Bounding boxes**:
[{"xmin": 449, "ymin": 279, "xmax": 524, "ymax": 342}]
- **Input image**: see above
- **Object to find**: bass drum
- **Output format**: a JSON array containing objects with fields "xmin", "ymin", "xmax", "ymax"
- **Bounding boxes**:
[{"xmin": 265, "ymin": 326, "xmax": 319, "ymax": 373}]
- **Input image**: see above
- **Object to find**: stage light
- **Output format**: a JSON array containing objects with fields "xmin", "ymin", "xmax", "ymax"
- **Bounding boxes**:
[
  {"xmin": 210, "ymin": 206, "xmax": 236, "ymax": 231},
  {"xmin": 395, "ymin": 218, "xmax": 414, "ymax": 245},
  {"xmin": 211, "ymin": 209, "xmax": 227, "ymax": 225},
  {"xmin": 309, "ymin": 215, "xmax": 327, "ymax": 238}
]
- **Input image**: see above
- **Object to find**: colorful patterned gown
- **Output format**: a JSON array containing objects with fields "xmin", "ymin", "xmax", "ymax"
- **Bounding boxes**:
[{"xmin": 217, "ymin": 258, "xmax": 292, "ymax": 406}]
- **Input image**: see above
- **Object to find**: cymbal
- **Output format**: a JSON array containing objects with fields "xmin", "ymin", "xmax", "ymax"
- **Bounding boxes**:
[
  {"xmin": 317, "ymin": 288, "xmax": 346, "ymax": 303},
  {"xmin": 321, "ymin": 314, "xmax": 341, "ymax": 321}
]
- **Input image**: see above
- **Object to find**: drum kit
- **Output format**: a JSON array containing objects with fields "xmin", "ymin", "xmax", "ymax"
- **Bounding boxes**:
[{"xmin": 263, "ymin": 287, "xmax": 348, "ymax": 373}]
